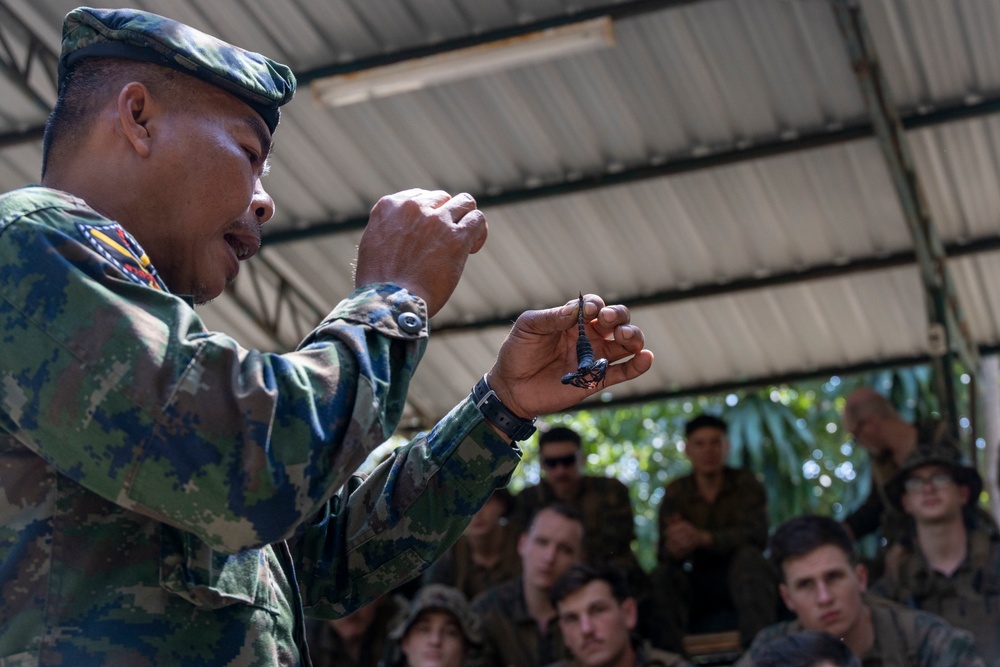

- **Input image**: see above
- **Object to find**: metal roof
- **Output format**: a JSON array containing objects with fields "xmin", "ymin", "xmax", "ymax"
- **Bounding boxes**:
[{"xmin": 2, "ymin": 0, "xmax": 999, "ymax": 429}]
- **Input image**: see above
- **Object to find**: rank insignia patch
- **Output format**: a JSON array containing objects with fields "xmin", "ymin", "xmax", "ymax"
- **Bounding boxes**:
[{"xmin": 77, "ymin": 222, "xmax": 164, "ymax": 290}]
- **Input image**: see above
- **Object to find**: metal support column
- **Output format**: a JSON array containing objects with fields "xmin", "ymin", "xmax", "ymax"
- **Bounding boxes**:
[
  {"xmin": 831, "ymin": 0, "xmax": 979, "ymax": 445},
  {"xmin": 223, "ymin": 252, "xmax": 327, "ymax": 351}
]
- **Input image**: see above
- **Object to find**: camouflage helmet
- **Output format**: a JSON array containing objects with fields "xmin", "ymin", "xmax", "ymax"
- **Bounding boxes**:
[
  {"xmin": 58, "ymin": 7, "xmax": 295, "ymax": 133},
  {"xmin": 389, "ymin": 584, "xmax": 481, "ymax": 646},
  {"xmin": 885, "ymin": 440, "xmax": 982, "ymax": 509}
]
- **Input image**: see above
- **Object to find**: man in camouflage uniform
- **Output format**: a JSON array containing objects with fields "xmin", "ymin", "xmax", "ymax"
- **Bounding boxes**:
[
  {"xmin": 0, "ymin": 8, "xmax": 655, "ymax": 667},
  {"xmin": 470, "ymin": 504, "xmax": 585, "ymax": 667},
  {"xmin": 736, "ymin": 515, "xmax": 986, "ymax": 667},
  {"xmin": 509, "ymin": 427, "xmax": 665, "ymax": 648},
  {"xmin": 546, "ymin": 563, "xmax": 691, "ymax": 667},
  {"xmin": 653, "ymin": 414, "xmax": 776, "ymax": 646},
  {"xmin": 511, "ymin": 426, "xmax": 642, "ymax": 577},
  {"xmin": 424, "ymin": 487, "xmax": 522, "ymax": 601},
  {"xmin": 840, "ymin": 387, "xmax": 957, "ymax": 547},
  {"xmin": 748, "ymin": 630, "xmax": 861, "ymax": 667},
  {"xmin": 390, "ymin": 584, "xmax": 481, "ymax": 667},
  {"xmin": 305, "ymin": 593, "xmax": 407, "ymax": 667},
  {"xmin": 871, "ymin": 442, "xmax": 1000, "ymax": 665}
]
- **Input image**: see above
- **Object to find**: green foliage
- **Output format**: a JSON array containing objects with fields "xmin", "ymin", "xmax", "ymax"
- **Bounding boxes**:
[
  {"xmin": 866, "ymin": 366, "xmax": 939, "ymax": 423},
  {"xmin": 509, "ymin": 366, "xmax": 941, "ymax": 571}
]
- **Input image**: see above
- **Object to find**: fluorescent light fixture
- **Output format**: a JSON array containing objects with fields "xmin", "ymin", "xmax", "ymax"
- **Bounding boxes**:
[{"xmin": 312, "ymin": 16, "xmax": 614, "ymax": 107}]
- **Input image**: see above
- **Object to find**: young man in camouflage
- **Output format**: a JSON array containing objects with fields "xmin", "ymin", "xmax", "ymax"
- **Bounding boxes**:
[
  {"xmin": 0, "ymin": 7, "xmax": 655, "ymax": 667},
  {"xmin": 547, "ymin": 563, "xmax": 691, "ymax": 667},
  {"xmin": 840, "ymin": 387, "xmax": 957, "ymax": 547},
  {"xmin": 470, "ymin": 504, "xmax": 586, "ymax": 667},
  {"xmin": 653, "ymin": 414, "xmax": 776, "ymax": 646},
  {"xmin": 305, "ymin": 592, "xmax": 407, "ymax": 667},
  {"xmin": 390, "ymin": 585, "xmax": 481, "ymax": 667},
  {"xmin": 423, "ymin": 487, "xmax": 522, "ymax": 601},
  {"xmin": 511, "ymin": 426, "xmax": 642, "ymax": 578},
  {"xmin": 872, "ymin": 441, "xmax": 1000, "ymax": 665},
  {"xmin": 509, "ymin": 426, "xmax": 664, "ymax": 648},
  {"xmin": 747, "ymin": 630, "xmax": 861, "ymax": 667},
  {"xmin": 736, "ymin": 515, "xmax": 986, "ymax": 667}
]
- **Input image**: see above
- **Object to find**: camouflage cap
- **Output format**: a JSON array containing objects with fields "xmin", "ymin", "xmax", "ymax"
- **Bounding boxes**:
[
  {"xmin": 886, "ymin": 440, "xmax": 982, "ymax": 509},
  {"xmin": 58, "ymin": 7, "xmax": 295, "ymax": 133},
  {"xmin": 389, "ymin": 584, "xmax": 482, "ymax": 645}
]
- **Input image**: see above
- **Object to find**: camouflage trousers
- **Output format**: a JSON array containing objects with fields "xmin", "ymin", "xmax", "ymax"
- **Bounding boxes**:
[{"xmin": 652, "ymin": 544, "xmax": 779, "ymax": 647}]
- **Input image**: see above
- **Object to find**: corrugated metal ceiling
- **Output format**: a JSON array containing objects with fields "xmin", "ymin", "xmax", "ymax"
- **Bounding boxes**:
[{"xmin": 1, "ymin": 0, "xmax": 999, "ymax": 429}]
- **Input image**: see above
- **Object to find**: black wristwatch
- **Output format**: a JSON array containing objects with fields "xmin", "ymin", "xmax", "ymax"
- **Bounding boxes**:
[{"xmin": 471, "ymin": 375, "xmax": 537, "ymax": 442}]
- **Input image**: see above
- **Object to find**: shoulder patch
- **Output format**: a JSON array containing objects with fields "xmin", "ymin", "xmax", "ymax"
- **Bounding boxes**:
[{"xmin": 77, "ymin": 221, "xmax": 164, "ymax": 290}]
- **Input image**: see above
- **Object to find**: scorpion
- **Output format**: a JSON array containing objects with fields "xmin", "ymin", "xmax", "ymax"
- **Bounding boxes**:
[{"xmin": 561, "ymin": 293, "xmax": 609, "ymax": 389}]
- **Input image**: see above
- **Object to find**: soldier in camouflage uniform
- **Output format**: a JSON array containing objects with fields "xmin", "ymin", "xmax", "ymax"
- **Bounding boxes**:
[
  {"xmin": 0, "ymin": 7, "xmax": 655, "ymax": 667},
  {"xmin": 390, "ymin": 584, "xmax": 480, "ymax": 667},
  {"xmin": 510, "ymin": 426, "xmax": 642, "ymax": 577},
  {"xmin": 509, "ymin": 426, "xmax": 667, "ymax": 650},
  {"xmin": 748, "ymin": 630, "xmax": 861, "ymax": 667},
  {"xmin": 305, "ymin": 593, "xmax": 407, "ymax": 667},
  {"xmin": 546, "ymin": 563, "xmax": 691, "ymax": 667},
  {"xmin": 423, "ymin": 487, "xmax": 522, "ymax": 601},
  {"xmin": 470, "ymin": 504, "xmax": 586, "ymax": 667},
  {"xmin": 736, "ymin": 515, "xmax": 986, "ymax": 667},
  {"xmin": 840, "ymin": 387, "xmax": 960, "ymax": 547},
  {"xmin": 871, "ymin": 442, "xmax": 1000, "ymax": 665},
  {"xmin": 653, "ymin": 414, "xmax": 777, "ymax": 647}
]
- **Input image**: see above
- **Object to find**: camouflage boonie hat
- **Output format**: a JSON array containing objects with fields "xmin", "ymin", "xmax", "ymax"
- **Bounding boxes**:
[
  {"xmin": 58, "ymin": 7, "xmax": 295, "ymax": 133},
  {"xmin": 886, "ymin": 440, "xmax": 982, "ymax": 509},
  {"xmin": 390, "ymin": 584, "xmax": 482, "ymax": 645}
]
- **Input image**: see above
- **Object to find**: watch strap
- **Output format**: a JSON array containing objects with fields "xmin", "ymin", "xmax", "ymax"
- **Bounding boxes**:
[{"xmin": 471, "ymin": 375, "xmax": 537, "ymax": 442}]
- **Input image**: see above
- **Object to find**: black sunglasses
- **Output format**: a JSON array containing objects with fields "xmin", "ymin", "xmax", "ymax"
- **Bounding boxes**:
[{"xmin": 541, "ymin": 453, "xmax": 577, "ymax": 468}]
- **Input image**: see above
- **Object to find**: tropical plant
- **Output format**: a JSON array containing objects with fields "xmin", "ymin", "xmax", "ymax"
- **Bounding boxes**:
[{"xmin": 510, "ymin": 365, "xmax": 946, "ymax": 570}]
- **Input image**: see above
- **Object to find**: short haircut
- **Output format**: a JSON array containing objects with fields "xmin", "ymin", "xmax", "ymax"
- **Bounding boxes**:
[
  {"xmin": 549, "ymin": 563, "xmax": 630, "ymax": 608},
  {"xmin": 770, "ymin": 515, "xmax": 856, "ymax": 580},
  {"xmin": 538, "ymin": 426, "xmax": 582, "ymax": 450},
  {"xmin": 684, "ymin": 413, "xmax": 728, "ymax": 438},
  {"xmin": 42, "ymin": 57, "xmax": 188, "ymax": 177},
  {"xmin": 752, "ymin": 630, "xmax": 860, "ymax": 667},
  {"xmin": 526, "ymin": 502, "xmax": 585, "ymax": 536}
]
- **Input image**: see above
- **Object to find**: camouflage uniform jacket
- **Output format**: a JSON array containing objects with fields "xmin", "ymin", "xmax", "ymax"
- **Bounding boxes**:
[
  {"xmin": 512, "ymin": 476, "xmax": 640, "ymax": 574},
  {"xmin": 656, "ymin": 466, "xmax": 767, "ymax": 564},
  {"xmin": 0, "ymin": 187, "xmax": 520, "ymax": 666},
  {"xmin": 872, "ymin": 524, "xmax": 1000, "ymax": 665},
  {"xmin": 422, "ymin": 523, "xmax": 522, "ymax": 601},
  {"xmin": 469, "ymin": 577, "xmax": 569, "ymax": 667},
  {"xmin": 734, "ymin": 594, "xmax": 986, "ymax": 667},
  {"xmin": 543, "ymin": 640, "xmax": 692, "ymax": 667},
  {"xmin": 844, "ymin": 421, "xmax": 951, "ymax": 545}
]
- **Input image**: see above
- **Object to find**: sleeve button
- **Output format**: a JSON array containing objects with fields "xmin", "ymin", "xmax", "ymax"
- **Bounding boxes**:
[{"xmin": 397, "ymin": 312, "xmax": 423, "ymax": 333}]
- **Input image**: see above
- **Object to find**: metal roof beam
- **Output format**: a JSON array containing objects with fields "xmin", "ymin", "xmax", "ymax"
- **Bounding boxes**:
[
  {"xmin": 0, "ymin": 0, "xmax": 711, "ymax": 148},
  {"xmin": 0, "ymin": 1, "xmax": 59, "ymax": 113},
  {"xmin": 431, "ymin": 234, "xmax": 1000, "ymax": 333},
  {"xmin": 222, "ymin": 252, "xmax": 326, "ymax": 349},
  {"xmin": 832, "ymin": 0, "xmax": 978, "ymax": 438},
  {"xmin": 0, "ymin": 124, "xmax": 44, "ymax": 149},
  {"xmin": 261, "ymin": 95, "xmax": 1000, "ymax": 245},
  {"xmin": 228, "ymin": 231, "xmax": 1000, "ymax": 350},
  {"xmin": 566, "ymin": 346, "xmax": 1000, "ymax": 415},
  {"xmin": 6, "ymin": 91, "xmax": 999, "ymax": 181},
  {"xmin": 295, "ymin": 0, "xmax": 709, "ymax": 85}
]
